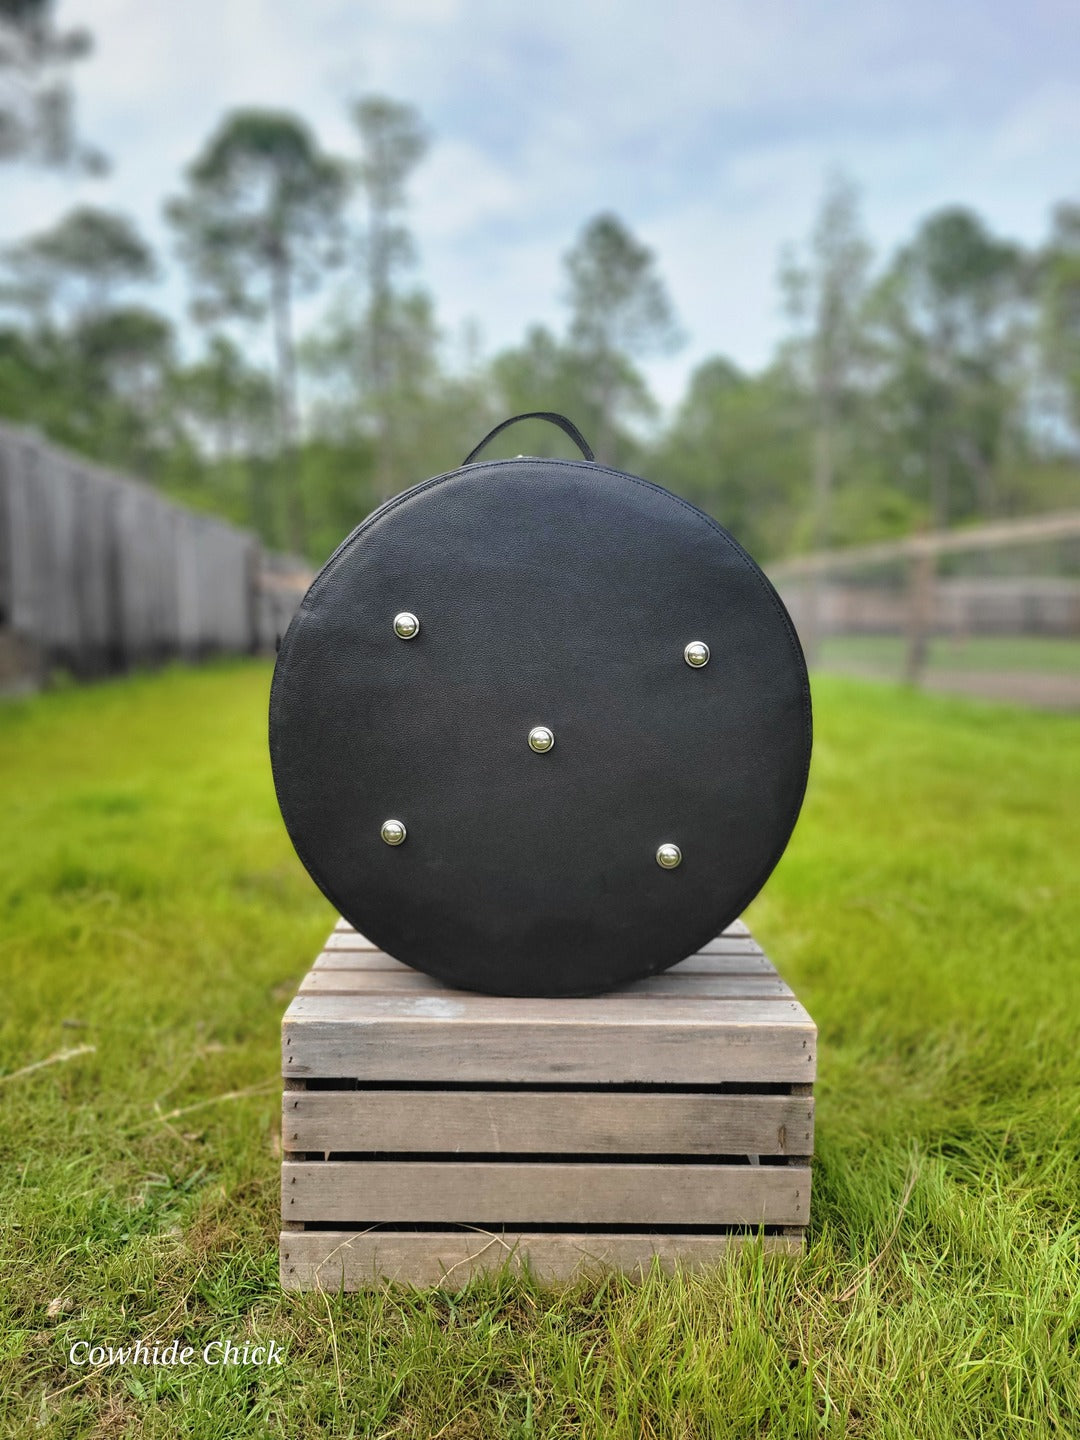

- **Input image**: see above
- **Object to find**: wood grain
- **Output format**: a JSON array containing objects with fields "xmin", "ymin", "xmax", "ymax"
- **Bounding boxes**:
[
  {"xmin": 282, "ymin": 1160, "xmax": 810, "ymax": 1226},
  {"xmin": 285, "ymin": 1089, "xmax": 814, "ymax": 1156},
  {"xmin": 280, "ymin": 1228, "xmax": 803, "ymax": 1288},
  {"xmin": 324, "ymin": 931, "xmax": 381, "ymax": 952},
  {"xmin": 312, "ymin": 949, "xmax": 775, "ymax": 975},
  {"xmin": 329, "ymin": 917, "xmax": 754, "ymax": 941},
  {"xmin": 298, "ymin": 969, "xmax": 793, "ymax": 1000},
  {"xmin": 283, "ymin": 913, "xmax": 815, "ymax": 1286},
  {"xmin": 285, "ymin": 990, "xmax": 810, "ymax": 1025},
  {"xmin": 283, "ymin": 995, "xmax": 816, "ymax": 1084}
]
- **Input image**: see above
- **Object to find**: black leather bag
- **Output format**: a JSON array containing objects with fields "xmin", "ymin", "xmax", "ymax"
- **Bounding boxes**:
[{"xmin": 270, "ymin": 412, "xmax": 811, "ymax": 996}]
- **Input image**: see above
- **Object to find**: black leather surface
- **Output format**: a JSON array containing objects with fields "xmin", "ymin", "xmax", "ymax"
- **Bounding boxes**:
[{"xmin": 269, "ymin": 457, "xmax": 812, "ymax": 997}]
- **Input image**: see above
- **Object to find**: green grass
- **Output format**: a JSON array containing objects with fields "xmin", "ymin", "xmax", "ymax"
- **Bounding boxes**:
[
  {"xmin": 1, "ymin": 661, "xmax": 1079, "ymax": 1438},
  {"xmin": 820, "ymin": 632, "xmax": 1080, "ymax": 675}
]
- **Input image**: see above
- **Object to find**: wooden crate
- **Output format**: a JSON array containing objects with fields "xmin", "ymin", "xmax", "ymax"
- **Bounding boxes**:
[{"xmin": 281, "ymin": 918, "xmax": 816, "ymax": 1289}]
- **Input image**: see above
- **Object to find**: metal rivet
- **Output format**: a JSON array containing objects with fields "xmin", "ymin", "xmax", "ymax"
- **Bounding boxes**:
[
  {"xmin": 656, "ymin": 843, "xmax": 682, "ymax": 869},
  {"xmin": 380, "ymin": 819, "xmax": 407, "ymax": 846},
  {"xmin": 684, "ymin": 641, "xmax": 710, "ymax": 668},
  {"xmin": 528, "ymin": 726, "xmax": 555, "ymax": 753},
  {"xmin": 393, "ymin": 612, "xmax": 420, "ymax": 640}
]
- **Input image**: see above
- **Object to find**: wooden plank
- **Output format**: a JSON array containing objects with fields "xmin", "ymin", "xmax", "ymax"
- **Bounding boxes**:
[
  {"xmin": 298, "ymin": 969, "xmax": 793, "ymax": 1000},
  {"xmin": 285, "ymin": 1089, "xmax": 814, "ymax": 1156},
  {"xmin": 284, "ymin": 991, "xmax": 812, "ymax": 1024},
  {"xmin": 325, "ymin": 931, "xmax": 381, "ymax": 952},
  {"xmin": 312, "ymin": 949, "xmax": 776, "ymax": 976},
  {"xmin": 331, "ymin": 917, "xmax": 754, "ymax": 941},
  {"xmin": 315, "ymin": 949, "xmax": 411, "ymax": 971},
  {"xmin": 323, "ymin": 930, "xmax": 763, "ymax": 958},
  {"xmin": 284, "ymin": 1001, "xmax": 816, "ymax": 1084},
  {"xmin": 770, "ymin": 506, "xmax": 1080, "ymax": 580},
  {"xmin": 282, "ymin": 1161, "xmax": 810, "ymax": 1226},
  {"xmin": 697, "ymin": 937, "xmax": 762, "ymax": 955},
  {"xmin": 280, "ymin": 1228, "xmax": 804, "ymax": 1288}
]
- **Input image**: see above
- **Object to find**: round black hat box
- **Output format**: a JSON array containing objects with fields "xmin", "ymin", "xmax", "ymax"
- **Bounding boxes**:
[{"xmin": 270, "ymin": 413, "xmax": 811, "ymax": 997}]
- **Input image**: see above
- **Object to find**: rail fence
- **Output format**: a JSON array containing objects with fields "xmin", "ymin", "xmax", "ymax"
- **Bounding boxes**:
[
  {"xmin": 0, "ymin": 425, "xmax": 310, "ymax": 690},
  {"xmin": 3, "ymin": 422, "xmax": 1077, "ymax": 709},
  {"xmin": 769, "ymin": 510, "xmax": 1080, "ymax": 707}
]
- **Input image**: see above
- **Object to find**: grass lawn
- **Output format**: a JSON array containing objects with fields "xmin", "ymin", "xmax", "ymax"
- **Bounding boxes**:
[
  {"xmin": 1, "ymin": 662, "xmax": 1078, "ymax": 1438},
  {"xmin": 819, "ymin": 632, "xmax": 1080, "ymax": 676}
]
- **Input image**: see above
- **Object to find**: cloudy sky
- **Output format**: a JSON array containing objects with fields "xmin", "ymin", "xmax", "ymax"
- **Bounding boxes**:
[{"xmin": 5, "ymin": 0, "xmax": 1079, "ymax": 409}]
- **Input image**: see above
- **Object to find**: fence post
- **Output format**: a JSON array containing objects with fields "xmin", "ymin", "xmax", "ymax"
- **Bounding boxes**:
[{"xmin": 903, "ymin": 547, "xmax": 934, "ymax": 686}]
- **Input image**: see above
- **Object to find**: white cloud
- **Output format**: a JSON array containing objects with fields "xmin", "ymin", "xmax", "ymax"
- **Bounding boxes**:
[
  {"xmin": 0, "ymin": 0, "xmax": 1076, "ymax": 414},
  {"xmin": 412, "ymin": 138, "xmax": 524, "ymax": 242}
]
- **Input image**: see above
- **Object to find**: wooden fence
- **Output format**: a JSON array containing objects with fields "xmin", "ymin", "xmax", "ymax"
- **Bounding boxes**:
[
  {"xmin": 4, "ymin": 424, "xmax": 1076, "ymax": 695},
  {"xmin": 0, "ymin": 425, "xmax": 310, "ymax": 688},
  {"xmin": 768, "ymin": 510, "xmax": 1080, "ymax": 683}
]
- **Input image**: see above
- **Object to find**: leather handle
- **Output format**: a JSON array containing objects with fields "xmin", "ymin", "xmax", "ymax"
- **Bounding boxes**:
[{"xmin": 462, "ymin": 412, "xmax": 595, "ymax": 466}]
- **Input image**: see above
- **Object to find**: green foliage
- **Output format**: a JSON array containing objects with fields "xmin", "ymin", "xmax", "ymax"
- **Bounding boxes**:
[
  {"xmin": 350, "ymin": 94, "xmax": 428, "ymax": 256},
  {"xmin": 778, "ymin": 173, "xmax": 874, "ymax": 568},
  {"xmin": 0, "ymin": 0, "xmax": 103, "ymax": 170},
  {"xmin": 1, "ymin": 664, "xmax": 1079, "ymax": 1436},
  {"xmin": 337, "ymin": 94, "xmax": 431, "ymax": 500},
  {"xmin": 490, "ymin": 324, "xmax": 651, "ymax": 472},
  {"xmin": 562, "ymin": 212, "xmax": 682, "ymax": 463},
  {"xmin": 0, "ymin": 316, "xmax": 173, "ymax": 476},
  {"xmin": 298, "ymin": 437, "xmax": 377, "ymax": 560},
  {"xmin": 866, "ymin": 207, "xmax": 1030, "ymax": 527},
  {"xmin": 658, "ymin": 357, "xmax": 810, "ymax": 557},
  {"xmin": 492, "ymin": 325, "xmax": 578, "ymax": 430},
  {"xmin": 1040, "ymin": 202, "xmax": 1080, "ymax": 432},
  {"xmin": 165, "ymin": 110, "xmax": 347, "ymax": 329},
  {"xmin": 0, "ymin": 98, "xmax": 1077, "ymax": 566},
  {"xmin": 0, "ymin": 207, "xmax": 177, "ymax": 476},
  {"xmin": 166, "ymin": 109, "xmax": 350, "ymax": 553},
  {"xmin": 564, "ymin": 212, "xmax": 682, "ymax": 361},
  {"xmin": 0, "ymin": 205, "xmax": 155, "ymax": 324}
]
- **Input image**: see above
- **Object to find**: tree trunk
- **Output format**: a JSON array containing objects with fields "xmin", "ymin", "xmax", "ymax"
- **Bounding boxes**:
[
  {"xmin": 247, "ymin": 456, "xmax": 270, "ymax": 545},
  {"xmin": 366, "ymin": 214, "xmax": 397, "ymax": 503},
  {"xmin": 594, "ymin": 351, "xmax": 618, "ymax": 467},
  {"xmin": 801, "ymin": 407, "xmax": 835, "ymax": 666},
  {"xmin": 956, "ymin": 434, "xmax": 996, "ymax": 517},
  {"xmin": 271, "ymin": 257, "xmax": 305, "ymax": 556},
  {"xmin": 370, "ymin": 293, "xmax": 395, "ymax": 502}
]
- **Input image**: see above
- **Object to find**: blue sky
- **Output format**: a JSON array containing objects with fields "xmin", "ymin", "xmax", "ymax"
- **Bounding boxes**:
[{"xmin": 4, "ymin": 0, "xmax": 1079, "ymax": 411}]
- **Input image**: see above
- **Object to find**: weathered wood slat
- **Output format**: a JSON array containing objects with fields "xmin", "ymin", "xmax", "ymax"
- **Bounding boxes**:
[
  {"xmin": 696, "ymin": 937, "xmax": 763, "ymax": 955},
  {"xmin": 314, "ymin": 950, "xmax": 412, "ymax": 971},
  {"xmin": 285, "ymin": 991, "xmax": 810, "ymax": 1025},
  {"xmin": 284, "ymin": 1089, "xmax": 814, "ymax": 1156},
  {"xmin": 298, "ymin": 969, "xmax": 793, "ymax": 999},
  {"xmin": 280, "ymin": 1229, "xmax": 803, "ymax": 1288},
  {"xmin": 0, "ymin": 425, "xmax": 262, "ymax": 674},
  {"xmin": 329, "ymin": 917, "xmax": 754, "ymax": 941},
  {"xmin": 323, "ymin": 929, "xmax": 764, "ymax": 957},
  {"xmin": 312, "ymin": 949, "xmax": 775, "ymax": 975},
  {"xmin": 284, "ymin": 998, "xmax": 815, "ymax": 1084},
  {"xmin": 283, "ymin": 912, "xmax": 814, "ymax": 1285},
  {"xmin": 282, "ymin": 1160, "xmax": 810, "ymax": 1226},
  {"xmin": 324, "ymin": 931, "xmax": 381, "ymax": 952}
]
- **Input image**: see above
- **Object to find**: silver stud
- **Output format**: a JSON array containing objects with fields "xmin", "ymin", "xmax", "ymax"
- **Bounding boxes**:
[
  {"xmin": 528, "ymin": 726, "xmax": 555, "ymax": 753},
  {"xmin": 393, "ymin": 612, "xmax": 420, "ymax": 640},
  {"xmin": 656, "ymin": 843, "xmax": 682, "ymax": 869},
  {"xmin": 380, "ymin": 819, "xmax": 407, "ymax": 846},
  {"xmin": 684, "ymin": 641, "xmax": 710, "ymax": 668}
]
